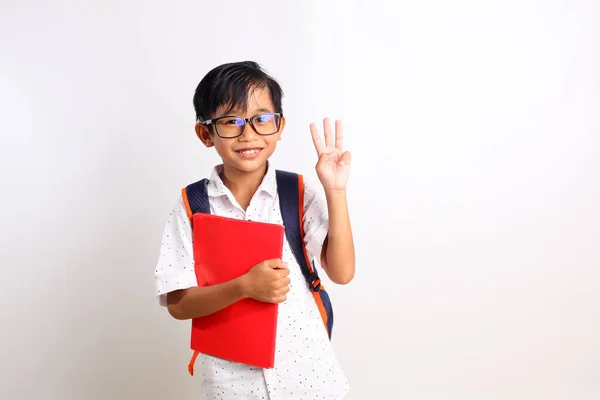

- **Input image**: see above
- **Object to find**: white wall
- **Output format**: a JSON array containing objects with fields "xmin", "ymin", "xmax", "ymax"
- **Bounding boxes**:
[{"xmin": 1, "ymin": 0, "xmax": 599, "ymax": 399}]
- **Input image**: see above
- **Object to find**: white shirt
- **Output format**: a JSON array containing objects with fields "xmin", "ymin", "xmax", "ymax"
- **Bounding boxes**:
[{"xmin": 155, "ymin": 164, "xmax": 349, "ymax": 400}]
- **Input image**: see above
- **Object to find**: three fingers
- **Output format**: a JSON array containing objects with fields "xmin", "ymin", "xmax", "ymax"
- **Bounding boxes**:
[{"xmin": 310, "ymin": 118, "xmax": 343, "ymax": 155}]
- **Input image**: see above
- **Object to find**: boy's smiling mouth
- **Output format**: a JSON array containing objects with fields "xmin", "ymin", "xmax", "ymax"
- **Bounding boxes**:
[{"xmin": 235, "ymin": 147, "xmax": 263, "ymax": 158}]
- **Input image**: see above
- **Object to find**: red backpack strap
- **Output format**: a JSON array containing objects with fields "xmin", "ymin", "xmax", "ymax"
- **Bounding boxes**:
[{"xmin": 275, "ymin": 170, "xmax": 334, "ymax": 338}]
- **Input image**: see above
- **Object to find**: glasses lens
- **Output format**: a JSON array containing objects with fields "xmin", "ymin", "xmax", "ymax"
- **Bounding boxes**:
[
  {"xmin": 215, "ymin": 117, "xmax": 245, "ymax": 137},
  {"xmin": 252, "ymin": 113, "xmax": 280, "ymax": 135}
]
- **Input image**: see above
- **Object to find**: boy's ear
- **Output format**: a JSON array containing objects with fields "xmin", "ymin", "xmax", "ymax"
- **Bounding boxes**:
[
  {"xmin": 195, "ymin": 123, "xmax": 214, "ymax": 147},
  {"xmin": 276, "ymin": 116, "xmax": 286, "ymax": 140}
]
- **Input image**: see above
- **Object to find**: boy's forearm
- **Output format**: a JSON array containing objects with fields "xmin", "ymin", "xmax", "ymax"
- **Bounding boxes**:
[
  {"xmin": 167, "ymin": 276, "xmax": 248, "ymax": 320},
  {"xmin": 323, "ymin": 189, "xmax": 355, "ymax": 284}
]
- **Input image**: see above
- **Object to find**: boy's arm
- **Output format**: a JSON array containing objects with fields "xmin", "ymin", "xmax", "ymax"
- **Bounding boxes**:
[
  {"xmin": 167, "ymin": 259, "xmax": 290, "ymax": 320},
  {"xmin": 166, "ymin": 280, "xmax": 246, "ymax": 320},
  {"xmin": 321, "ymin": 189, "xmax": 355, "ymax": 284},
  {"xmin": 308, "ymin": 118, "xmax": 355, "ymax": 285}
]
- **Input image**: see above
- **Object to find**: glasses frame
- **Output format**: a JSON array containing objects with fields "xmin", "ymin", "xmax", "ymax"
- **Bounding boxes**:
[{"xmin": 198, "ymin": 112, "xmax": 284, "ymax": 139}]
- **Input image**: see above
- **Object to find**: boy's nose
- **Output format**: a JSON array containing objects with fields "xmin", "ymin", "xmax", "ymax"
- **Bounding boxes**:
[{"xmin": 239, "ymin": 121, "xmax": 259, "ymax": 140}]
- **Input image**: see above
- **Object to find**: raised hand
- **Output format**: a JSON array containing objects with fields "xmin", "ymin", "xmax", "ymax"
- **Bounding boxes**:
[{"xmin": 310, "ymin": 118, "xmax": 351, "ymax": 193}]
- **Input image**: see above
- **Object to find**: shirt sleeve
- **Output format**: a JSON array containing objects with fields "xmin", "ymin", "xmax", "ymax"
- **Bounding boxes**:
[
  {"xmin": 154, "ymin": 196, "xmax": 197, "ymax": 306},
  {"xmin": 302, "ymin": 177, "xmax": 329, "ymax": 264}
]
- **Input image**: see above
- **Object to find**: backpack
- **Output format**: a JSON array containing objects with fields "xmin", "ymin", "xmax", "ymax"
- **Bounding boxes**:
[{"xmin": 181, "ymin": 169, "xmax": 334, "ymax": 374}]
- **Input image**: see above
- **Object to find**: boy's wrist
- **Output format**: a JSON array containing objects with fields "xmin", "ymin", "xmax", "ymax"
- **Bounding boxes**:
[
  {"xmin": 324, "ymin": 188, "xmax": 347, "ymax": 199},
  {"xmin": 325, "ymin": 189, "xmax": 348, "ymax": 208},
  {"xmin": 235, "ymin": 274, "xmax": 250, "ymax": 300}
]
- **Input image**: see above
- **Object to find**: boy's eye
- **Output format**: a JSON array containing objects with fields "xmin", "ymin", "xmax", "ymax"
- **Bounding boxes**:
[
  {"xmin": 256, "ymin": 114, "xmax": 275, "ymax": 123},
  {"xmin": 219, "ymin": 118, "xmax": 244, "ymax": 126}
]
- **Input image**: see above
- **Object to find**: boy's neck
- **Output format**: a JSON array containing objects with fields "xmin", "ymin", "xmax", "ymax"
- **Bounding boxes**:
[{"xmin": 220, "ymin": 162, "xmax": 268, "ymax": 210}]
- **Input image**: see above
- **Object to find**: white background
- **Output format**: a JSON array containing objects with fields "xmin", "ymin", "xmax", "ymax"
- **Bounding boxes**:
[{"xmin": 1, "ymin": 0, "xmax": 599, "ymax": 399}]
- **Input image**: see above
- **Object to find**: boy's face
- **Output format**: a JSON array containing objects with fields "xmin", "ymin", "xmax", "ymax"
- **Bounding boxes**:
[{"xmin": 196, "ymin": 87, "xmax": 285, "ymax": 174}]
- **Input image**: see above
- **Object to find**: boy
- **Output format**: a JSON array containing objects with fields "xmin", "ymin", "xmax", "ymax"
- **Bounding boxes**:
[{"xmin": 155, "ymin": 61, "xmax": 355, "ymax": 399}]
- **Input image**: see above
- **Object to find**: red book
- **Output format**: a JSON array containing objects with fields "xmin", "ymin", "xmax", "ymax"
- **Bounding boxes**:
[{"xmin": 190, "ymin": 213, "xmax": 284, "ymax": 368}]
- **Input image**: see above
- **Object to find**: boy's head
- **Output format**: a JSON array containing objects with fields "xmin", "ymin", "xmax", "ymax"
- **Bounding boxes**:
[{"xmin": 193, "ymin": 61, "xmax": 286, "ymax": 174}]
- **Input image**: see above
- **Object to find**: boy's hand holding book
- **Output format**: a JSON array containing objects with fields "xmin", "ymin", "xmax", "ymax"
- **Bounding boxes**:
[{"xmin": 240, "ymin": 259, "xmax": 291, "ymax": 304}]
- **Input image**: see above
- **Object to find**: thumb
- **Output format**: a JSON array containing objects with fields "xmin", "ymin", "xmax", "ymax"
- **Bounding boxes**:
[
  {"xmin": 340, "ymin": 151, "xmax": 352, "ymax": 166},
  {"xmin": 267, "ymin": 259, "xmax": 287, "ymax": 269}
]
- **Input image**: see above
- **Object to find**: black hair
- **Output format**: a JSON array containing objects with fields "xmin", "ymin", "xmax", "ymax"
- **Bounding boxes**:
[{"xmin": 193, "ymin": 61, "xmax": 284, "ymax": 123}]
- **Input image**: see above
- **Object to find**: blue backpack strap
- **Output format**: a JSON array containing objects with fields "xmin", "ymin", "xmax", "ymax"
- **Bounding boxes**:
[
  {"xmin": 275, "ymin": 170, "xmax": 320, "ymax": 290},
  {"xmin": 275, "ymin": 170, "xmax": 334, "ymax": 338},
  {"xmin": 182, "ymin": 178, "xmax": 210, "ymax": 223}
]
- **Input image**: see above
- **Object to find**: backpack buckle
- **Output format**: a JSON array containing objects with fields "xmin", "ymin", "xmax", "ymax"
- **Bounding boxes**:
[{"xmin": 307, "ymin": 272, "xmax": 321, "ymax": 292}]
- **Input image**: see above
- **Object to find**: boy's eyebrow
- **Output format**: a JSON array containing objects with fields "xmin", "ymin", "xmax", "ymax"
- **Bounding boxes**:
[
  {"xmin": 254, "ymin": 108, "xmax": 274, "ymax": 113},
  {"xmin": 225, "ymin": 107, "xmax": 274, "ymax": 116}
]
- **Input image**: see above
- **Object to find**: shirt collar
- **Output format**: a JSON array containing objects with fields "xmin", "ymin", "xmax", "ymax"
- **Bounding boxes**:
[{"xmin": 206, "ymin": 162, "xmax": 277, "ymax": 198}]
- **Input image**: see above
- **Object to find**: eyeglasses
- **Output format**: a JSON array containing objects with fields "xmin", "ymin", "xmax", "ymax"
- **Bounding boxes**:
[{"xmin": 198, "ymin": 112, "xmax": 283, "ymax": 139}]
